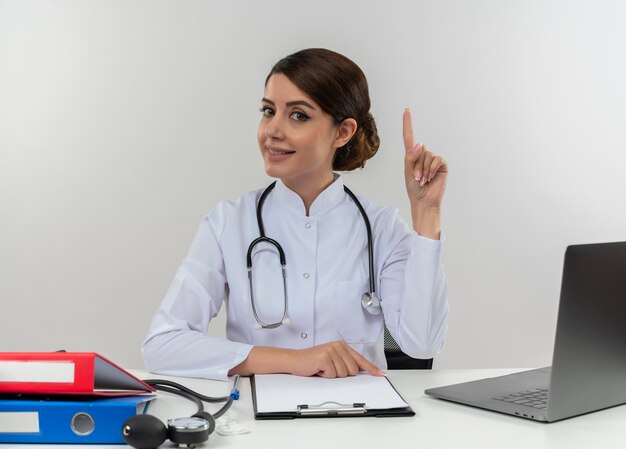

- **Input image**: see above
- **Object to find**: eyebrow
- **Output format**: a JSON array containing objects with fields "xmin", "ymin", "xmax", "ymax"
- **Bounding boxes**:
[{"xmin": 261, "ymin": 98, "xmax": 317, "ymax": 110}]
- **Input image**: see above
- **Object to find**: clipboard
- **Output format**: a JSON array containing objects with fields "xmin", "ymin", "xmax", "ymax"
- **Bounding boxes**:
[{"xmin": 251, "ymin": 373, "xmax": 415, "ymax": 419}]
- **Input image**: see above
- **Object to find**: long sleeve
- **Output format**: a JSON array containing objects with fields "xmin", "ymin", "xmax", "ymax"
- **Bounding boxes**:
[
  {"xmin": 141, "ymin": 206, "xmax": 253, "ymax": 381},
  {"xmin": 378, "ymin": 211, "xmax": 449, "ymax": 360}
]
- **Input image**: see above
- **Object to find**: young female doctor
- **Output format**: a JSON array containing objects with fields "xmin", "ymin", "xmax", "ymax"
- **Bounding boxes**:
[{"xmin": 142, "ymin": 48, "xmax": 449, "ymax": 381}]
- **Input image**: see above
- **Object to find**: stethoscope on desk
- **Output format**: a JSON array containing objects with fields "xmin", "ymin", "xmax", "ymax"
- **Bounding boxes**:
[
  {"xmin": 247, "ymin": 181, "xmax": 381, "ymax": 329},
  {"xmin": 122, "ymin": 379, "xmax": 235, "ymax": 449}
]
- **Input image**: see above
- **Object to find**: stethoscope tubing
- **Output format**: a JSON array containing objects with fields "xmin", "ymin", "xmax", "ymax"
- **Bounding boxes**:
[
  {"xmin": 342, "ymin": 185, "xmax": 376, "ymax": 297},
  {"xmin": 247, "ymin": 181, "xmax": 377, "ymax": 329}
]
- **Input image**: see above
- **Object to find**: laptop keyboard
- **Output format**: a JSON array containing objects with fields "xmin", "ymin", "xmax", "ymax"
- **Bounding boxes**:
[{"xmin": 493, "ymin": 388, "xmax": 549, "ymax": 409}]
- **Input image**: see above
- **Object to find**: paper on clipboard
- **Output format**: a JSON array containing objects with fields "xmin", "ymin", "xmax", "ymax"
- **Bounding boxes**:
[{"xmin": 253, "ymin": 373, "xmax": 408, "ymax": 413}]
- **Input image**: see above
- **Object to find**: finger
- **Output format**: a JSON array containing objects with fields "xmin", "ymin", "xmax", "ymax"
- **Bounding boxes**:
[
  {"xmin": 412, "ymin": 146, "xmax": 429, "ymax": 181},
  {"xmin": 334, "ymin": 344, "xmax": 361, "ymax": 376},
  {"xmin": 345, "ymin": 346, "xmax": 384, "ymax": 376},
  {"xmin": 318, "ymin": 357, "xmax": 338, "ymax": 379},
  {"xmin": 330, "ymin": 350, "xmax": 350, "ymax": 378},
  {"xmin": 402, "ymin": 108, "xmax": 415, "ymax": 153},
  {"xmin": 418, "ymin": 151, "xmax": 434, "ymax": 186},
  {"xmin": 427, "ymin": 156, "xmax": 449, "ymax": 182},
  {"xmin": 357, "ymin": 356, "xmax": 385, "ymax": 376},
  {"xmin": 405, "ymin": 142, "xmax": 425, "ymax": 182}
]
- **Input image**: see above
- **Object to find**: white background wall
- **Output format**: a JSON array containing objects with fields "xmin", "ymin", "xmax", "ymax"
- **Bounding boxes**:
[{"xmin": 1, "ymin": 0, "xmax": 624, "ymax": 370}]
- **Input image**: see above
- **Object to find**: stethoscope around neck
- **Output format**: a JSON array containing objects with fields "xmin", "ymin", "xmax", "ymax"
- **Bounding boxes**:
[{"xmin": 246, "ymin": 181, "xmax": 381, "ymax": 330}]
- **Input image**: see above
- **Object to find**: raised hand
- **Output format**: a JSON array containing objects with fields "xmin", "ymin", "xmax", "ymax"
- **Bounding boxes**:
[{"xmin": 403, "ymin": 108, "xmax": 448, "ymax": 208}]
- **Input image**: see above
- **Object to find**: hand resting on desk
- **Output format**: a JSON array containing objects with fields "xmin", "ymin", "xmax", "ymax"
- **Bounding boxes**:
[{"xmin": 229, "ymin": 340, "xmax": 385, "ymax": 378}]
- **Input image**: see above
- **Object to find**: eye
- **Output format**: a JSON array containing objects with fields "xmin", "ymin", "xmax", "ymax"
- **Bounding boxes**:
[
  {"xmin": 290, "ymin": 111, "xmax": 310, "ymax": 122},
  {"xmin": 259, "ymin": 106, "xmax": 274, "ymax": 117}
]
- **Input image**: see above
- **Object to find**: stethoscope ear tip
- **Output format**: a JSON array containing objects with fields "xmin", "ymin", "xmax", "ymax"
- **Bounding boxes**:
[
  {"xmin": 281, "ymin": 317, "xmax": 290, "ymax": 326},
  {"xmin": 253, "ymin": 323, "xmax": 262, "ymax": 330}
]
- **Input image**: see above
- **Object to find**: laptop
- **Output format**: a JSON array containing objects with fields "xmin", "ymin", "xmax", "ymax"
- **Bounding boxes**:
[{"xmin": 425, "ymin": 241, "xmax": 626, "ymax": 422}]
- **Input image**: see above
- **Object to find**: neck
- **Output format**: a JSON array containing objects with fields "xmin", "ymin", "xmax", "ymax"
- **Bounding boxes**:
[{"xmin": 282, "ymin": 172, "xmax": 335, "ymax": 216}]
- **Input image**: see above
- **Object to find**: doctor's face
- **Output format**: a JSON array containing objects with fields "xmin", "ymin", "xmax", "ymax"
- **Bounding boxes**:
[{"xmin": 258, "ymin": 74, "xmax": 340, "ymax": 186}]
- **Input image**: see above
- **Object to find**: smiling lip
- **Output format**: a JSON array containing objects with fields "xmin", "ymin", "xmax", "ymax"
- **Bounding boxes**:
[
  {"xmin": 267, "ymin": 147, "xmax": 295, "ymax": 155},
  {"xmin": 266, "ymin": 147, "xmax": 295, "ymax": 162}
]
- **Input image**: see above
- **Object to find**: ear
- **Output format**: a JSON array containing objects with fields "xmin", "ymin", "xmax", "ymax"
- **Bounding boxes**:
[{"xmin": 333, "ymin": 118, "xmax": 358, "ymax": 149}]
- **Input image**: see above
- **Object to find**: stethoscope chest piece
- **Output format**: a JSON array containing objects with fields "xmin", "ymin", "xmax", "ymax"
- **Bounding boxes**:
[{"xmin": 361, "ymin": 292, "xmax": 382, "ymax": 315}]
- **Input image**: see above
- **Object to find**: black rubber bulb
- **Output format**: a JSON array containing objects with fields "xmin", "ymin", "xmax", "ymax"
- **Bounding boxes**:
[{"xmin": 121, "ymin": 414, "xmax": 168, "ymax": 449}]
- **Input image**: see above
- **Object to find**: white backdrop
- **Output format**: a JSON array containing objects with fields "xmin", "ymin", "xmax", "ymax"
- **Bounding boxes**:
[{"xmin": 1, "ymin": 0, "xmax": 625, "ymax": 370}]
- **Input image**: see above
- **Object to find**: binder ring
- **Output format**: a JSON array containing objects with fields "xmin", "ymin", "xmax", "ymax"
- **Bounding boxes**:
[{"xmin": 71, "ymin": 412, "xmax": 95, "ymax": 436}]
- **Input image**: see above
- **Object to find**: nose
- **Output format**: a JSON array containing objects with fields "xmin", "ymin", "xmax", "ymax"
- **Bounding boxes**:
[{"xmin": 260, "ymin": 114, "xmax": 286, "ymax": 142}]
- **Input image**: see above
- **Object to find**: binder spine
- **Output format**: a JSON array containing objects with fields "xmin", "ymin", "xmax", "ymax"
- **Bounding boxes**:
[
  {"xmin": 0, "ymin": 352, "xmax": 154, "ymax": 395},
  {"xmin": 0, "ymin": 396, "xmax": 153, "ymax": 444},
  {"xmin": 0, "ymin": 352, "xmax": 94, "ymax": 394}
]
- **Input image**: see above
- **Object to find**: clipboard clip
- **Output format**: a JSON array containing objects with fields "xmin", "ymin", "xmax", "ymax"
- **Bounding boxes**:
[{"xmin": 297, "ymin": 401, "xmax": 367, "ymax": 416}]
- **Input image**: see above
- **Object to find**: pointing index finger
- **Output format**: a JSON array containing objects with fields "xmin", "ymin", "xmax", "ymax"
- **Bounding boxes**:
[
  {"xmin": 350, "ymin": 348, "xmax": 385, "ymax": 376},
  {"xmin": 403, "ymin": 108, "xmax": 415, "ymax": 153}
]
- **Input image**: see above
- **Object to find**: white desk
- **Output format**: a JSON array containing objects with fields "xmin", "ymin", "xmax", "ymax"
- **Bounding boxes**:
[{"xmin": 19, "ymin": 369, "xmax": 626, "ymax": 449}]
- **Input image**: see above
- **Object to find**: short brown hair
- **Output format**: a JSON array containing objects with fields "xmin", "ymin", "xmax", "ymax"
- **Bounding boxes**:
[{"xmin": 266, "ymin": 48, "xmax": 380, "ymax": 171}]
